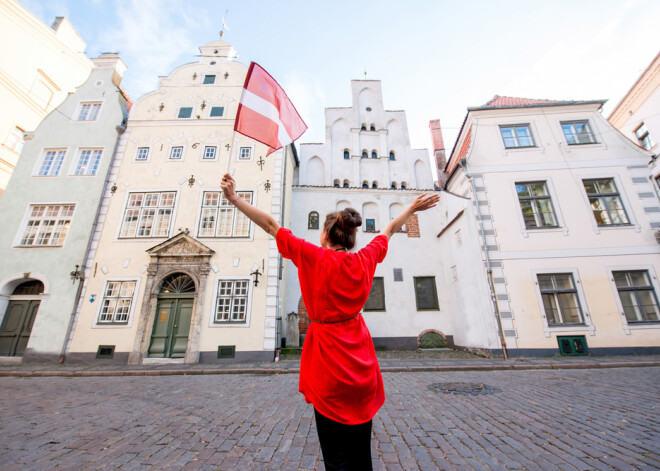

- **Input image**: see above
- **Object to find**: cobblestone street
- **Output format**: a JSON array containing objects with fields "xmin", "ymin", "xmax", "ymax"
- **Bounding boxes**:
[{"xmin": 0, "ymin": 366, "xmax": 658, "ymax": 470}]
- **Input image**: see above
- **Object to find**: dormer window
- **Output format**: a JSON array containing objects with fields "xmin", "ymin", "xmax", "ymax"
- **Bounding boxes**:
[
  {"xmin": 178, "ymin": 107, "xmax": 193, "ymax": 119},
  {"xmin": 203, "ymin": 75, "xmax": 216, "ymax": 84}
]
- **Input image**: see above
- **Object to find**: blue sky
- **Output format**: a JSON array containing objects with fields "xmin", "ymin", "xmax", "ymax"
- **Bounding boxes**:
[{"xmin": 22, "ymin": 0, "xmax": 660, "ymax": 162}]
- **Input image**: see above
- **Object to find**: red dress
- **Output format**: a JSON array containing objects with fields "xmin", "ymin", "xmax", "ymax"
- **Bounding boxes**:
[{"xmin": 277, "ymin": 228, "xmax": 388, "ymax": 425}]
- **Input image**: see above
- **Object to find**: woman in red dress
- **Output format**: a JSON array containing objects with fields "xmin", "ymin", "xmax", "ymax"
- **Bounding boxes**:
[{"xmin": 221, "ymin": 173, "xmax": 439, "ymax": 470}]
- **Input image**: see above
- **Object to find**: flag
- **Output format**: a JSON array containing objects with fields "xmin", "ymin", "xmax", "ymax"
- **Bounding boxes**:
[{"xmin": 234, "ymin": 62, "xmax": 307, "ymax": 155}]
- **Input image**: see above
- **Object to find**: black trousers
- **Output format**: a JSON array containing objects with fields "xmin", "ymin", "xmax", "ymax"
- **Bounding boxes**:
[{"xmin": 314, "ymin": 408, "xmax": 373, "ymax": 471}]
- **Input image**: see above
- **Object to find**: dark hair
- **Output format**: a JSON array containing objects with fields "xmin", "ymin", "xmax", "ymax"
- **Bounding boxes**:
[{"xmin": 323, "ymin": 208, "xmax": 362, "ymax": 250}]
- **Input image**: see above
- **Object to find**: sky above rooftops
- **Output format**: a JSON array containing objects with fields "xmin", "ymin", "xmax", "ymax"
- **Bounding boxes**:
[{"xmin": 22, "ymin": 0, "xmax": 660, "ymax": 177}]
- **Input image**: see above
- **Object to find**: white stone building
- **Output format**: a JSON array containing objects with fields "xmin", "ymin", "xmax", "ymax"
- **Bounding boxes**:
[
  {"xmin": 286, "ymin": 80, "xmax": 448, "ymax": 350},
  {"xmin": 66, "ymin": 41, "xmax": 297, "ymax": 364},
  {"xmin": 0, "ymin": 0, "xmax": 93, "ymax": 197},
  {"xmin": 440, "ymin": 95, "xmax": 660, "ymax": 356}
]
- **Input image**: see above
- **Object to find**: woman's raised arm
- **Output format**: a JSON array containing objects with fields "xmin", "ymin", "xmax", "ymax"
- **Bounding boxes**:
[
  {"xmin": 381, "ymin": 193, "xmax": 440, "ymax": 240},
  {"xmin": 220, "ymin": 173, "xmax": 281, "ymax": 237}
]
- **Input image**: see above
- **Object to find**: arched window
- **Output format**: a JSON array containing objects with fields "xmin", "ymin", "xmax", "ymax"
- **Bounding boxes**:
[
  {"xmin": 343, "ymin": 179, "xmax": 350, "ymax": 188},
  {"xmin": 361, "ymin": 124, "xmax": 366, "ymax": 131},
  {"xmin": 361, "ymin": 151, "xmax": 368, "ymax": 159},
  {"xmin": 401, "ymin": 182, "xmax": 407, "ymax": 190},
  {"xmin": 372, "ymin": 181, "xmax": 378, "ymax": 189},
  {"xmin": 370, "ymin": 124, "xmax": 376, "ymax": 131},
  {"xmin": 389, "ymin": 151, "xmax": 395, "ymax": 161},
  {"xmin": 362, "ymin": 181, "xmax": 369, "ymax": 189},
  {"xmin": 12, "ymin": 280, "xmax": 44, "ymax": 295},
  {"xmin": 343, "ymin": 150, "xmax": 349, "ymax": 160},
  {"xmin": 371, "ymin": 150, "xmax": 377, "ymax": 159},
  {"xmin": 333, "ymin": 179, "xmax": 340, "ymax": 188},
  {"xmin": 160, "ymin": 273, "xmax": 196, "ymax": 293},
  {"xmin": 308, "ymin": 211, "xmax": 319, "ymax": 230},
  {"xmin": 391, "ymin": 182, "xmax": 397, "ymax": 189}
]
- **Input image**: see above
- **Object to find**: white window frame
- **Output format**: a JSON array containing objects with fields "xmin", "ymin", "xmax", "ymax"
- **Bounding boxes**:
[
  {"xmin": 75, "ymin": 101, "xmax": 103, "ymax": 122},
  {"xmin": 607, "ymin": 265, "xmax": 660, "ymax": 334},
  {"xmin": 69, "ymin": 147, "xmax": 104, "ymax": 176},
  {"xmin": 195, "ymin": 189, "xmax": 254, "ymax": 239},
  {"xmin": 634, "ymin": 122, "xmax": 655, "ymax": 151},
  {"xmin": 559, "ymin": 119, "xmax": 599, "ymax": 146},
  {"xmin": 575, "ymin": 172, "xmax": 639, "ymax": 234},
  {"xmin": 134, "ymin": 146, "xmax": 151, "ymax": 162},
  {"xmin": 510, "ymin": 177, "xmax": 567, "ymax": 237},
  {"xmin": 498, "ymin": 120, "xmax": 544, "ymax": 155},
  {"xmin": 209, "ymin": 276, "xmax": 253, "ymax": 327},
  {"xmin": 531, "ymin": 268, "xmax": 595, "ymax": 338},
  {"xmin": 116, "ymin": 190, "xmax": 178, "ymax": 239},
  {"xmin": 32, "ymin": 148, "xmax": 68, "ymax": 177},
  {"xmin": 202, "ymin": 145, "xmax": 218, "ymax": 161},
  {"xmin": 14, "ymin": 203, "xmax": 76, "ymax": 248},
  {"xmin": 236, "ymin": 145, "xmax": 254, "ymax": 162},
  {"xmin": 499, "ymin": 123, "xmax": 536, "ymax": 149},
  {"xmin": 93, "ymin": 277, "xmax": 141, "ymax": 328},
  {"xmin": 209, "ymin": 106, "xmax": 225, "ymax": 118},
  {"xmin": 168, "ymin": 145, "xmax": 186, "ymax": 161}
]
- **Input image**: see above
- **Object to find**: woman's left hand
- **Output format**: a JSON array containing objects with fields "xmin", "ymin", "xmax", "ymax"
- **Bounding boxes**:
[{"xmin": 221, "ymin": 173, "xmax": 237, "ymax": 201}]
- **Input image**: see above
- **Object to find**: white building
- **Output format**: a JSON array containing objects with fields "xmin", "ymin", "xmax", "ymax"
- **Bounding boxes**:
[
  {"xmin": 0, "ymin": 0, "xmax": 93, "ymax": 197},
  {"xmin": 440, "ymin": 95, "xmax": 660, "ymax": 356},
  {"xmin": 286, "ymin": 80, "xmax": 448, "ymax": 350},
  {"xmin": 66, "ymin": 41, "xmax": 296, "ymax": 364}
]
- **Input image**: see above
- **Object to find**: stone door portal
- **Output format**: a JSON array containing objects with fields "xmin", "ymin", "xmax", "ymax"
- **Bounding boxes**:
[
  {"xmin": 0, "ymin": 280, "xmax": 44, "ymax": 356},
  {"xmin": 148, "ymin": 273, "xmax": 195, "ymax": 358}
]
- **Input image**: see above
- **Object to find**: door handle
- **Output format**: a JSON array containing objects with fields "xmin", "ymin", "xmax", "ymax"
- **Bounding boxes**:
[{"xmin": 174, "ymin": 325, "xmax": 178, "ymax": 328}]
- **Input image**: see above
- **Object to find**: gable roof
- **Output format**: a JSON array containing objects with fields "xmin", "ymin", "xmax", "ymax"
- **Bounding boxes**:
[{"xmin": 470, "ymin": 95, "xmax": 605, "ymax": 111}]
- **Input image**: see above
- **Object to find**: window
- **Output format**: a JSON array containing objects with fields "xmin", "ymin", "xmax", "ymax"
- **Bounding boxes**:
[
  {"xmin": 364, "ymin": 277, "xmax": 385, "ymax": 311},
  {"xmin": 515, "ymin": 181, "xmax": 558, "ymax": 229},
  {"xmin": 169, "ymin": 146, "xmax": 183, "ymax": 160},
  {"xmin": 361, "ymin": 151, "xmax": 368, "ymax": 159},
  {"xmin": 203, "ymin": 75, "xmax": 216, "ymax": 84},
  {"xmin": 613, "ymin": 271, "xmax": 660, "ymax": 323},
  {"xmin": 370, "ymin": 125, "xmax": 376, "ymax": 131},
  {"xmin": 343, "ymin": 180, "xmax": 349, "ymax": 188},
  {"xmin": 537, "ymin": 274, "xmax": 584, "ymax": 325},
  {"xmin": 414, "ymin": 277, "xmax": 439, "ymax": 310},
  {"xmin": 215, "ymin": 280, "xmax": 249, "ymax": 323},
  {"xmin": 561, "ymin": 120, "xmax": 596, "ymax": 145},
  {"xmin": 36, "ymin": 149, "xmax": 66, "ymax": 176},
  {"xmin": 362, "ymin": 181, "xmax": 369, "ymax": 189},
  {"xmin": 77, "ymin": 102, "xmax": 101, "ymax": 121},
  {"xmin": 5, "ymin": 127, "xmax": 24, "ymax": 154},
  {"xmin": 210, "ymin": 106, "xmax": 224, "ymax": 117},
  {"xmin": 178, "ymin": 107, "xmax": 193, "ymax": 119},
  {"xmin": 203, "ymin": 146, "xmax": 217, "ymax": 160},
  {"xmin": 343, "ymin": 150, "xmax": 349, "ymax": 160},
  {"xmin": 119, "ymin": 192, "xmax": 175, "ymax": 238},
  {"xmin": 582, "ymin": 178, "xmax": 629, "ymax": 226},
  {"xmin": 500, "ymin": 124, "xmax": 534, "ymax": 148},
  {"xmin": 365, "ymin": 219, "xmax": 376, "ymax": 231},
  {"xmin": 371, "ymin": 151, "xmax": 377, "ymax": 159},
  {"xmin": 239, "ymin": 147, "xmax": 251, "ymax": 160},
  {"xmin": 389, "ymin": 151, "xmax": 395, "ymax": 161},
  {"xmin": 308, "ymin": 211, "xmax": 319, "ymax": 229},
  {"xmin": 333, "ymin": 180, "xmax": 340, "ymax": 188},
  {"xmin": 73, "ymin": 149, "xmax": 103, "ymax": 176},
  {"xmin": 361, "ymin": 124, "xmax": 366, "ymax": 131},
  {"xmin": 135, "ymin": 147, "xmax": 149, "ymax": 161},
  {"xmin": 18, "ymin": 204, "xmax": 74, "ymax": 246},
  {"xmin": 98, "ymin": 281, "xmax": 136, "ymax": 324},
  {"xmin": 198, "ymin": 191, "xmax": 253, "ymax": 237},
  {"xmin": 391, "ymin": 183, "xmax": 396, "ymax": 189},
  {"xmin": 635, "ymin": 123, "xmax": 655, "ymax": 151},
  {"xmin": 372, "ymin": 182, "xmax": 377, "ymax": 189}
]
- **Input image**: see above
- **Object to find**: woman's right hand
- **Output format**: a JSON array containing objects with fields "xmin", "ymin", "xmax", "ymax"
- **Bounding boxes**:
[
  {"xmin": 220, "ymin": 173, "xmax": 237, "ymax": 202},
  {"xmin": 409, "ymin": 193, "xmax": 440, "ymax": 213}
]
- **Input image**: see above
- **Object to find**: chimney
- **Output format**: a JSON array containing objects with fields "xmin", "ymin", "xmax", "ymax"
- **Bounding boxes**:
[
  {"xmin": 429, "ymin": 120, "xmax": 447, "ymax": 187},
  {"xmin": 92, "ymin": 53, "xmax": 127, "ymax": 87}
]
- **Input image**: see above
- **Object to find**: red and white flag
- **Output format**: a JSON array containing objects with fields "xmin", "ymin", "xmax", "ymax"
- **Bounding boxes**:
[{"xmin": 234, "ymin": 62, "xmax": 307, "ymax": 155}]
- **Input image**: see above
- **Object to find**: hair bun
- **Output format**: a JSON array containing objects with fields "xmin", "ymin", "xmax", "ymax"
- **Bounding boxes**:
[{"xmin": 337, "ymin": 208, "xmax": 362, "ymax": 232}]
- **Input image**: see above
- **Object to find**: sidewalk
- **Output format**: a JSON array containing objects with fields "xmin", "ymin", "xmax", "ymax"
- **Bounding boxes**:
[{"xmin": 1, "ymin": 350, "xmax": 658, "ymax": 377}]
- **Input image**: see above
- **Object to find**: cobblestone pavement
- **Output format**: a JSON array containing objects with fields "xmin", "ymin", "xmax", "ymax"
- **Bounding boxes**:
[{"xmin": 0, "ymin": 367, "xmax": 658, "ymax": 471}]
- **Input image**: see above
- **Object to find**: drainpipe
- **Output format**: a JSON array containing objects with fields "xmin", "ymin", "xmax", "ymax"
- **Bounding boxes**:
[{"xmin": 459, "ymin": 158, "xmax": 508, "ymax": 359}]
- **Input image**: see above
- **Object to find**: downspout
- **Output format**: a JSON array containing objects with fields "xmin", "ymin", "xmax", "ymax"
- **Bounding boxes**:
[
  {"xmin": 59, "ymin": 121, "xmax": 127, "ymax": 364},
  {"xmin": 274, "ymin": 146, "xmax": 290, "ymax": 362},
  {"xmin": 459, "ymin": 158, "xmax": 508, "ymax": 359}
]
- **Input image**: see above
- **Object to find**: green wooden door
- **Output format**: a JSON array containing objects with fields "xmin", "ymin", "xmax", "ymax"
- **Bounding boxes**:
[
  {"xmin": 148, "ymin": 297, "xmax": 193, "ymax": 358},
  {"xmin": 0, "ymin": 300, "xmax": 40, "ymax": 356}
]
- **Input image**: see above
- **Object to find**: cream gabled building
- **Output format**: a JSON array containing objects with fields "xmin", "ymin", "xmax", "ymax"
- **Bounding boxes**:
[
  {"xmin": 440, "ymin": 96, "xmax": 660, "ymax": 356},
  {"xmin": 66, "ymin": 41, "xmax": 296, "ymax": 364},
  {"xmin": 286, "ymin": 80, "xmax": 450, "ymax": 350},
  {"xmin": 0, "ymin": 0, "xmax": 93, "ymax": 197}
]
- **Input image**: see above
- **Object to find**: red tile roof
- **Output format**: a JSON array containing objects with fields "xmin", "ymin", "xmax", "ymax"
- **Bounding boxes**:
[{"xmin": 484, "ymin": 95, "xmax": 560, "ymax": 107}]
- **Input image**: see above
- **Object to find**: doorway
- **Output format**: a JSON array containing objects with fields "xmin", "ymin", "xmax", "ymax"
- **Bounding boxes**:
[
  {"xmin": 148, "ymin": 273, "xmax": 195, "ymax": 358},
  {"xmin": 0, "ymin": 280, "xmax": 44, "ymax": 356}
]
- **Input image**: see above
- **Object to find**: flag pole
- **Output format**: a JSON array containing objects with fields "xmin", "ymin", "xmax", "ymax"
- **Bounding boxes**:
[{"xmin": 226, "ymin": 129, "xmax": 237, "ymax": 175}]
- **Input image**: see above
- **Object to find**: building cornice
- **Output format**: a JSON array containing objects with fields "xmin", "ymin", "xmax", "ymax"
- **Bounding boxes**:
[{"xmin": 608, "ymin": 51, "xmax": 660, "ymax": 127}]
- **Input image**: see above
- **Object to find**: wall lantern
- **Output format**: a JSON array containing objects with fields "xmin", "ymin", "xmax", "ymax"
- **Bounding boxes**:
[
  {"xmin": 70, "ymin": 265, "xmax": 82, "ymax": 283},
  {"xmin": 110, "ymin": 183, "xmax": 118, "ymax": 194},
  {"xmin": 188, "ymin": 175, "xmax": 196, "ymax": 187},
  {"xmin": 251, "ymin": 264, "xmax": 262, "ymax": 287}
]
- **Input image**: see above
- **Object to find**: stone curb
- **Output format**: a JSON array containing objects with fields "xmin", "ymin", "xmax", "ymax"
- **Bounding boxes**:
[{"xmin": 0, "ymin": 361, "xmax": 658, "ymax": 378}]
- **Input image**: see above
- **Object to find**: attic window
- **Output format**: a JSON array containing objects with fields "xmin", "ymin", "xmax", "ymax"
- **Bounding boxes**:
[
  {"xmin": 178, "ymin": 107, "xmax": 193, "ymax": 119},
  {"xmin": 203, "ymin": 75, "xmax": 216, "ymax": 84},
  {"xmin": 366, "ymin": 107, "xmax": 372, "ymax": 112}
]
